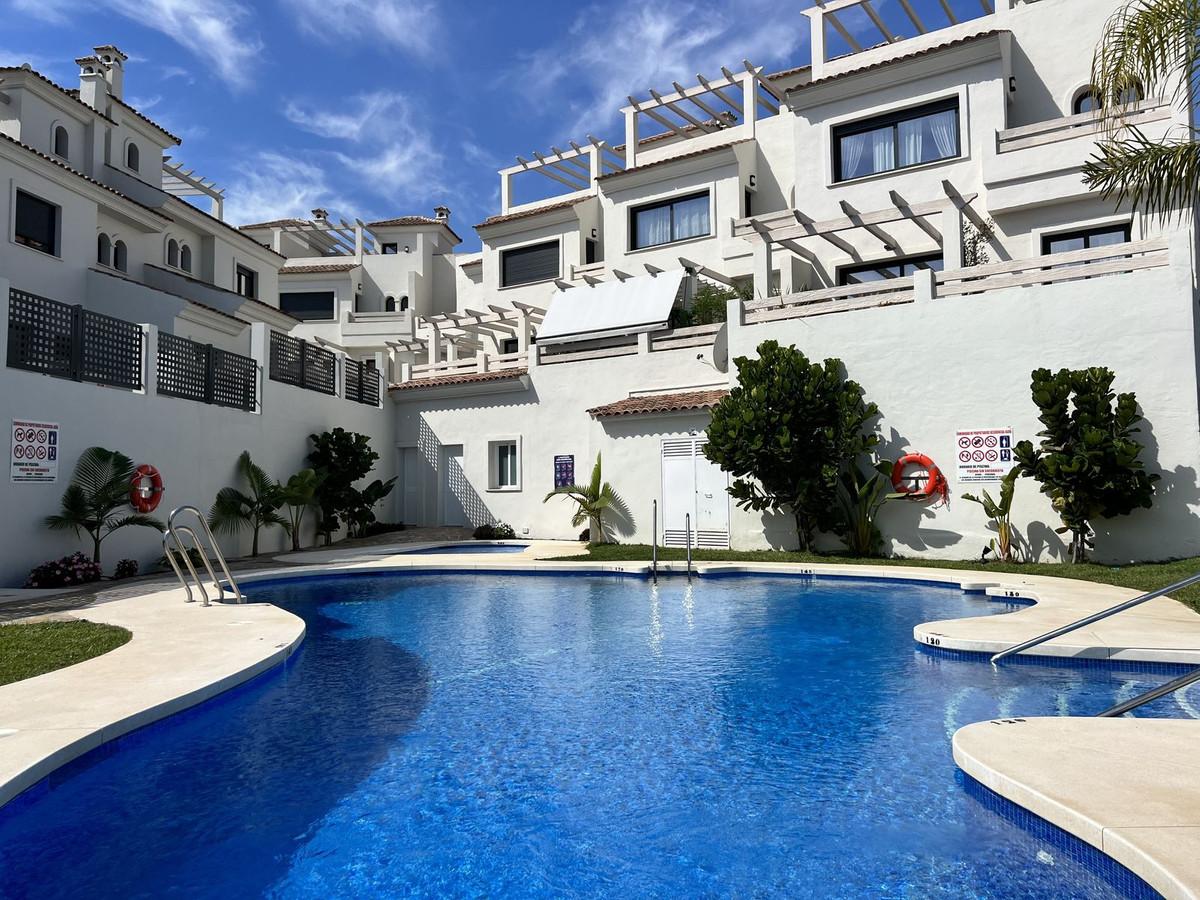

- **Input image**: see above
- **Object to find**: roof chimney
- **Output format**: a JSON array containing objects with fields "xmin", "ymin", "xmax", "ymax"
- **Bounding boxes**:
[
  {"xmin": 92, "ymin": 45, "xmax": 127, "ymax": 101},
  {"xmin": 434, "ymin": 205, "xmax": 450, "ymax": 223},
  {"xmin": 75, "ymin": 55, "xmax": 108, "ymax": 111},
  {"xmin": 311, "ymin": 208, "xmax": 329, "ymax": 221}
]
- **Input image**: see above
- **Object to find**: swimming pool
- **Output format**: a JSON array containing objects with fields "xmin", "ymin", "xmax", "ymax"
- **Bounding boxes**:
[
  {"xmin": 400, "ymin": 541, "xmax": 530, "ymax": 554},
  {"xmin": 0, "ymin": 572, "xmax": 1191, "ymax": 898}
]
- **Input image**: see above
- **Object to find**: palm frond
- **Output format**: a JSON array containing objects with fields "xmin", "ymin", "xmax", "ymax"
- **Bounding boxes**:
[
  {"xmin": 208, "ymin": 487, "xmax": 252, "ymax": 536},
  {"xmin": 1082, "ymin": 129, "xmax": 1200, "ymax": 219}
]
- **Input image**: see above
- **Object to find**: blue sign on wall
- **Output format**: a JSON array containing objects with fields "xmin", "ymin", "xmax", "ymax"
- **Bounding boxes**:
[{"xmin": 554, "ymin": 454, "xmax": 575, "ymax": 489}]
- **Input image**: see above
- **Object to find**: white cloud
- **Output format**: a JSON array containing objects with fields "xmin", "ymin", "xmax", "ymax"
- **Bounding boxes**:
[
  {"xmin": 223, "ymin": 152, "xmax": 351, "ymax": 225},
  {"xmin": 283, "ymin": 91, "xmax": 406, "ymax": 142},
  {"xmin": 8, "ymin": 0, "xmax": 262, "ymax": 89},
  {"xmin": 286, "ymin": 0, "xmax": 441, "ymax": 56},
  {"xmin": 515, "ymin": 0, "xmax": 808, "ymax": 139}
]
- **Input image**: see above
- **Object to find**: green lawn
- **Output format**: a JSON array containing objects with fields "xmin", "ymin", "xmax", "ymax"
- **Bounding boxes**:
[
  {"xmin": 0, "ymin": 620, "xmax": 132, "ymax": 686},
  {"xmin": 552, "ymin": 544, "xmax": 1200, "ymax": 614}
]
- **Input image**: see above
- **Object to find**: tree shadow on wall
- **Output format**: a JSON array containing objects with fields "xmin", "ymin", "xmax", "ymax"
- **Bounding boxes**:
[{"xmin": 876, "ymin": 426, "xmax": 964, "ymax": 554}]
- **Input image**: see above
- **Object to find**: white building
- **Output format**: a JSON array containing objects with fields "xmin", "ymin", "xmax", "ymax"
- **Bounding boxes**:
[{"xmin": 0, "ymin": 0, "xmax": 1197, "ymax": 583}]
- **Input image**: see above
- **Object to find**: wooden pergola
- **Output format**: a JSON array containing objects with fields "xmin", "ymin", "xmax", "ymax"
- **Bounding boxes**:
[
  {"xmin": 162, "ymin": 156, "xmax": 226, "ymax": 220},
  {"xmin": 811, "ymin": 0, "xmax": 995, "ymax": 56},
  {"xmin": 414, "ymin": 303, "xmax": 546, "ymax": 365},
  {"xmin": 499, "ymin": 139, "xmax": 623, "ymax": 211}
]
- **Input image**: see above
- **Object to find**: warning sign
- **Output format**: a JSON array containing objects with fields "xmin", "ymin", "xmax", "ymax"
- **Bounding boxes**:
[
  {"xmin": 955, "ymin": 427, "xmax": 1014, "ymax": 483},
  {"xmin": 11, "ymin": 419, "xmax": 60, "ymax": 483}
]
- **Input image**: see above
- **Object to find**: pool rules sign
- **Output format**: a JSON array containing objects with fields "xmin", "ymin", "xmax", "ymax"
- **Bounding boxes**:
[
  {"xmin": 11, "ymin": 419, "xmax": 60, "ymax": 483},
  {"xmin": 955, "ymin": 427, "xmax": 1014, "ymax": 483}
]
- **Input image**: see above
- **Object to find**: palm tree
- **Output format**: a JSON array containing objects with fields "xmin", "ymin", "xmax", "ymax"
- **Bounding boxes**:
[
  {"xmin": 45, "ymin": 446, "xmax": 164, "ymax": 564},
  {"xmin": 278, "ymin": 468, "xmax": 323, "ymax": 552},
  {"xmin": 1082, "ymin": 0, "xmax": 1200, "ymax": 218},
  {"xmin": 208, "ymin": 451, "xmax": 288, "ymax": 557},
  {"xmin": 543, "ymin": 452, "xmax": 630, "ymax": 544}
]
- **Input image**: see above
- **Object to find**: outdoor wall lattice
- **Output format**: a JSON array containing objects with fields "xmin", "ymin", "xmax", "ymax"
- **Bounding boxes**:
[
  {"xmin": 268, "ymin": 330, "xmax": 336, "ymax": 395},
  {"xmin": 344, "ymin": 357, "xmax": 381, "ymax": 407},
  {"xmin": 157, "ymin": 331, "xmax": 257, "ymax": 412}
]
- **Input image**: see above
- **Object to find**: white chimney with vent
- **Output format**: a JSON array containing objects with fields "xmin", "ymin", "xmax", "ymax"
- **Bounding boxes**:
[
  {"xmin": 75, "ymin": 55, "xmax": 108, "ymax": 110},
  {"xmin": 434, "ymin": 205, "xmax": 451, "ymax": 223},
  {"xmin": 92, "ymin": 45, "xmax": 127, "ymax": 100}
]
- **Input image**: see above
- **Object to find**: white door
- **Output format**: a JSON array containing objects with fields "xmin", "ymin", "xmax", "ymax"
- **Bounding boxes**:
[
  {"xmin": 441, "ymin": 444, "xmax": 467, "ymax": 527},
  {"xmin": 398, "ymin": 446, "xmax": 422, "ymax": 525},
  {"xmin": 661, "ymin": 438, "xmax": 729, "ymax": 548}
]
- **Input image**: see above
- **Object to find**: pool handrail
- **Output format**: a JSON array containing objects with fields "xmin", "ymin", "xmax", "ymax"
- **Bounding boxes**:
[
  {"xmin": 685, "ymin": 513, "xmax": 693, "ymax": 582},
  {"xmin": 990, "ymin": 569, "xmax": 1200, "ymax": 664},
  {"xmin": 163, "ymin": 505, "xmax": 245, "ymax": 606},
  {"xmin": 1097, "ymin": 664, "xmax": 1200, "ymax": 716},
  {"xmin": 651, "ymin": 500, "xmax": 658, "ymax": 584}
]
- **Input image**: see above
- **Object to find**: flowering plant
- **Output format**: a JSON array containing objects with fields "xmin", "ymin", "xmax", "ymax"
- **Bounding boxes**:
[{"xmin": 25, "ymin": 552, "xmax": 103, "ymax": 589}]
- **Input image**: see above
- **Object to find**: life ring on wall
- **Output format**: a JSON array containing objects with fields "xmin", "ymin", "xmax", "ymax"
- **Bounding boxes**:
[
  {"xmin": 891, "ymin": 453, "xmax": 947, "ymax": 501},
  {"xmin": 129, "ymin": 464, "xmax": 164, "ymax": 513}
]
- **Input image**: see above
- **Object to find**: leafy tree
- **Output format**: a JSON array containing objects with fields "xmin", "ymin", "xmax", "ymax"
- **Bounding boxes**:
[
  {"xmin": 307, "ymin": 428, "xmax": 396, "ymax": 543},
  {"xmin": 836, "ymin": 461, "xmax": 895, "ymax": 557},
  {"xmin": 208, "ymin": 451, "xmax": 288, "ymax": 557},
  {"xmin": 543, "ymin": 452, "xmax": 630, "ymax": 544},
  {"xmin": 1082, "ymin": 0, "xmax": 1200, "ymax": 218},
  {"xmin": 962, "ymin": 467, "xmax": 1020, "ymax": 562},
  {"xmin": 1013, "ymin": 368, "xmax": 1158, "ymax": 563},
  {"xmin": 704, "ymin": 341, "xmax": 880, "ymax": 552},
  {"xmin": 45, "ymin": 446, "xmax": 163, "ymax": 564},
  {"xmin": 279, "ymin": 468, "xmax": 323, "ymax": 552}
]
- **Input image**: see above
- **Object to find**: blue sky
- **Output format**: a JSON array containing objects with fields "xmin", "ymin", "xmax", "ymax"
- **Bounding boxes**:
[{"xmin": 1, "ymin": 0, "xmax": 988, "ymax": 249}]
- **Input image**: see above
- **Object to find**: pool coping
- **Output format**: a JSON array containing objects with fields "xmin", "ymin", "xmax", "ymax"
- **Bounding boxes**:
[{"xmin": 2, "ymin": 557, "xmax": 1198, "ymax": 897}]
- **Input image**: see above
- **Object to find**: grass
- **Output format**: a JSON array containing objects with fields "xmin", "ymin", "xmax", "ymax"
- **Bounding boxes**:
[
  {"xmin": 0, "ymin": 620, "xmax": 131, "ymax": 686},
  {"xmin": 552, "ymin": 544, "xmax": 1200, "ymax": 614}
]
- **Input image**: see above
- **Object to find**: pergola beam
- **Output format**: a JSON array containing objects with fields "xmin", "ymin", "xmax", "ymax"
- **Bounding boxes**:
[
  {"xmin": 678, "ymin": 256, "xmax": 735, "ymax": 287},
  {"xmin": 888, "ymin": 190, "xmax": 943, "ymax": 245},
  {"xmin": 859, "ymin": 0, "xmax": 897, "ymax": 42},
  {"xmin": 839, "ymin": 200, "xmax": 902, "ymax": 252},
  {"xmin": 648, "ymin": 88, "xmax": 720, "ymax": 132},
  {"xmin": 735, "ymin": 194, "xmax": 976, "ymax": 245},
  {"xmin": 698, "ymin": 73, "xmax": 744, "ymax": 117},
  {"xmin": 937, "ymin": 0, "xmax": 959, "ymax": 24},
  {"xmin": 896, "ymin": 0, "xmax": 928, "ymax": 33}
]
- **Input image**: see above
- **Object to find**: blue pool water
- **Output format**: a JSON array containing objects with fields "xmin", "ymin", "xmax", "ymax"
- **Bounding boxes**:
[
  {"xmin": 402, "ymin": 542, "xmax": 530, "ymax": 554},
  {"xmin": 1, "ymin": 573, "xmax": 1194, "ymax": 899}
]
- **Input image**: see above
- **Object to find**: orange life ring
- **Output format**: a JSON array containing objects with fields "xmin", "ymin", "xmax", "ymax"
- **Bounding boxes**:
[
  {"xmin": 129, "ymin": 464, "xmax": 164, "ymax": 513},
  {"xmin": 891, "ymin": 453, "xmax": 947, "ymax": 501}
]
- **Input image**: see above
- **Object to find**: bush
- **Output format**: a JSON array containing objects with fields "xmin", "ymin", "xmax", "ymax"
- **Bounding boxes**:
[
  {"xmin": 113, "ymin": 559, "xmax": 139, "ymax": 580},
  {"xmin": 159, "ymin": 546, "xmax": 205, "ymax": 572},
  {"xmin": 493, "ymin": 522, "xmax": 517, "ymax": 539},
  {"xmin": 473, "ymin": 524, "xmax": 495, "ymax": 540},
  {"xmin": 362, "ymin": 521, "xmax": 405, "ymax": 538},
  {"xmin": 578, "ymin": 527, "xmax": 590, "ymax": 542},
  {"xmin": 25, "ymin": 552, "xmax": 102, "ymax": 589}
]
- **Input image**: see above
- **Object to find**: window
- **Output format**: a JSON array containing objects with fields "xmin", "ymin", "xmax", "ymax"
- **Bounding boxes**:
[
  {"xmin": 279, "ymin": 290, "xmax": 335, "ymax": 321},
  {"xmin": 490, "ymin": 439, "xmax": 520, "ymax": 490},
  {"xmin": 630, "ymin": 191, "xmax": 710, "ymax": 250},
  {"xmin": 1074, "ymin": 82, "xmax": 1143, "ymax": 115},
  {"xmin": 113, "ymin": 240, "xmax": 128, "ymax": 272},
  {"xmin": 1041, "ymin": 223, "xmax": 1131, "ymax": 257},
  {"xmin": 180, "ymin": 244, "xmax": 192, "ymax": 273},
  {"xmin": 53, "ymin": 126, "xmax": 69, "ymax": 160},
  {"xmin": 1073, "ymin": 88, "xmax": 1099, "ymax": 115},
  {"xmin": 235, "ymin": 264, "xmax": 258, "ymax": 300},
  {"xmin": 167, "ymin": 239, "xmax": 179, "ymax": 268},
  {"xmin": 384, "ymin": 295, "xmax": 396, "ymax": 312},
  {"xmin": 501, "ymin": 240, "xmax": 559, "ymax": 287},
  {"xmin": 501, "ymin": 337, "xmax": 519, "ymax": 354},
  {"xmin": 399, "ymin": 295, "xmax": 409, "ymax": 310},
  {"xmin": 585, "ymin": 238, "xmax": 598, "ymax": 265},
  {"xmin": 382, "ymin": 242, "xmax": 399, "ymax": 254},
  {"xmin": 14, "ymin": 190, "xmax": 59, "ymax": 256},
  {"xmin": 834, "ymin": 98, "xmax": 960, "ymax": 182},
  {"xmin": 744, "ymin": 188, "xmax": 754, "ymax": 218},
  {"xmin": 97, "ymin": 233, "xmax": 111, "ymax": 267},
  {"xmin": 838, "ymin": 253, "xmax": 944, "ymax": 285},
  {"xmin": 126, "ymin": 142, "xmax": 140, "ymax": 172}
]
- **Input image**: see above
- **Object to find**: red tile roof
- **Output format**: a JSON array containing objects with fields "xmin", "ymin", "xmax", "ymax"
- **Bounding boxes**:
[
  {"xmin": 239, "ymin": 218, "xmax": 310, "ymax": 230},
  {"xmin": 791, "ymin": 30, "xmax": 1006, "ymax": 92},
  {"xmin": 588, "ymin": 389, "xmax": 729, "ymax": 418},
  {"xmin": 109, "ymin": 95, "xmax": 182, "ymax": 145},
  {"xmin": 0, "ymin": 66, "xmax": 118, "ymax": 126},
  {"xmin": 475, "ymin": 196, "xmax": 591, "ymax": 230},
  {"xmin": 390, "ymin": 368, "xmax": 529, "ymax": 391},
  {"xmin": 164, "ymin": 195, "xmax": 287, "ymax": 260},
  {"xmin": 596, "ymin": 139, "xmax": 752, "ymax": 181},
  {"xmin": 368, "ymin": 215, "xmax": 462, "ymax": 242},
  {"xmin": 280, "ymin": 262, "xmax": 359, "ymax": 274}
]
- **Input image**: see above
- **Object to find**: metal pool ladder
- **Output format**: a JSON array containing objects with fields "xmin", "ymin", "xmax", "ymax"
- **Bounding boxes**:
[
  {"xmin": 990, "ymin": 569, "xmax": 1200, "ymax": 717},
  {"xmin": 161, "ymin": 505, "xmax": 244, "ymax": 607}
]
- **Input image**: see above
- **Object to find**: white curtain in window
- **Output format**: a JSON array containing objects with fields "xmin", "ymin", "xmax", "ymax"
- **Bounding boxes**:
[
  {"xmin": 637, "ymin": 205, "xmax": 672, "ymax": 248},
  {"xmin": 869, "ymin": 128, "xmax": 894, "ymax": 174},
  {"xmin": 840, "ymin": 132, "xmax": 866, "ymax": 178},
  {"xmin": 899, "ymin": 118, "xmax": 924, "ymax": 167},
  {"xmin": 927, "ymin": 110, "xmax": 957, "ymax": 159},
  {"xmin": 673, "ymin": 195, "xmax": 710, "ymax": 241}
]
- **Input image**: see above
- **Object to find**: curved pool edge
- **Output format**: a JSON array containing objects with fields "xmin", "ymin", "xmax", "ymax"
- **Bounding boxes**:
[
  {"xmin": 954, "ymin": 718, "xmax": 1200, "ymax": 900},
  {"xmin": 0, "ymin": 585, "xmax": 304, "ymax": 809}
]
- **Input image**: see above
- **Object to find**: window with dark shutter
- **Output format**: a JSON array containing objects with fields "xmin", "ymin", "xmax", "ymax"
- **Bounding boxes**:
[
  {"xmin": 280, "ymin": 291, "xmax": 336, "ymax": 321},
  {"xmin": 501, "ymin": 240, "xmax": 559, "ymax": 287},
  {"xmin": 14, "ymin": 191, "xmax": 59, "ymax": 256}
]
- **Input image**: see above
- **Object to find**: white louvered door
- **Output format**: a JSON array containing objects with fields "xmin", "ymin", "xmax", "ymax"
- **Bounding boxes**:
[{"xmin": 661, "ymin": 438, "xmax": 730, "ymax": 549}]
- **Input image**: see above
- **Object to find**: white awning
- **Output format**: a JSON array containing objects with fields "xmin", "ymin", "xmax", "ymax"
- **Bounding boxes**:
[{"xmin": 536, "ymin": 270, "xmax": 685, "ymax": 345}]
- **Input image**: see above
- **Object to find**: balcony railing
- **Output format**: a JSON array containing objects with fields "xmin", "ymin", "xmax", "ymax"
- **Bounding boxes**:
[{"xmin": 996, "ymin": 100, "xmax": 1172, "ymax": 153}]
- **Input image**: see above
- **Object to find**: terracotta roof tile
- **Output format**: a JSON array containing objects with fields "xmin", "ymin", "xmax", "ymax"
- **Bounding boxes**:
[
  {"xmin": 0, "ymin": 66, "xmax": 118, "ymax": 126},
  {"xmin": 596, "ymin": 139, "xmax": 752, "ymax": 182},
  {"xmin": 368, "ymin": 215, "xmax": 462, "ymax": 242},
  {"xmin": 475, "ymin": 196, "xmax": 591, "ymax": 230},
  {"xmin": 0, "ymin": 130, "xmax": 171, "ymax": 220},
  {"xmin": 588, "ymin": 389, "xmax": 729, "ymax": 418},
  {"xmin": 239, "ymin": 218, "xmax": 310, "ymax": 230},
  {"xmin": 390, "ymin": 368, "xmax": 529, "ymax": 391},
  {"xmin": 109, "ymin": 95, "xmax": 182, "ymax": 145},
  {"xmin": 790, "ymin": 30, "xmax": 1006, "ymax": 92},
  {"xmin": 280, "ymin": 262, "xmax": 359, "ymax": 274},
  {"xmin": 164, "ymin": 195, "xmax": 287, "ymax": 260}
]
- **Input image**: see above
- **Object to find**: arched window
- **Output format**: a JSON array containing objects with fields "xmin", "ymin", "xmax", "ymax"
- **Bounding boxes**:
[
  {"xmin": 97, "ymin": 233, "xmax": 111, "ymax": 267},
  {"xmin": 384, "ymin": 295, "xmax": 396, "ymax": 312},
  {"xmin": 1073, "ymin": 87, "xmax": 1098, "ymax": 115},
  {"xmin": 180, "ymin": 244, "xmax": 192, "ymax": 272},
  {"xmin": 399, "ymin": 295, "xmax": 409, "ymax": 311},
  {"xmin": 126, "ymin": 142, "xmax": 140, "ymax": 172},
  {"xmin": 167, "ymin": 238, "xmax": 179, "ymax": 268},
  {"xmin": 113, "ymin": 240, "xmax": 128, "ymax": 272},
  {"xmin": 1074, "ymin": 81, "xmax": 1144, "ymax": 115},
  {"xmin": 53, "ymin": 126, "xmax": 69, "ymax": 160}
]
